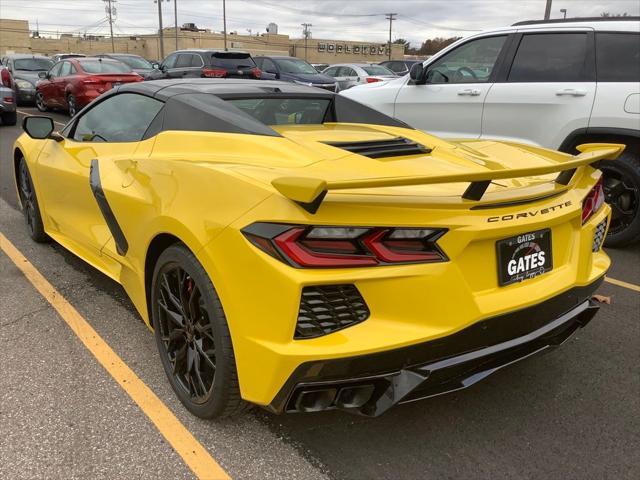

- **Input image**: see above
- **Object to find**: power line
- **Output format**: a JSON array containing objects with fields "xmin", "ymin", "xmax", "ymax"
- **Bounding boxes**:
[{"xmin": 385, "ymin": 13, "xmax": 397, "ymax": 61}]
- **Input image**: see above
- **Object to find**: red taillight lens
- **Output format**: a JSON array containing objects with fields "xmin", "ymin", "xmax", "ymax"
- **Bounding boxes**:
[
  {"xmin": 1, "ymin": 68, "xmax": 12, "ymax": 88},
  {"xmin": 242, "ymin": 224, "xmax": 447, "ymax": 268},
  {"xmin": 251, "ymin": 67, "xmax": 262, "ymax": 79},
  {"xmin": 202, "ymin": 68, "xmax": 227, "ymax": 78},
  {"xmin": 582, "ymin": 177, "xmax": 605, "ymax": 224},
  {"xmin": 365, "ymin": 77, "xmax": 382, "ymax": 83}
]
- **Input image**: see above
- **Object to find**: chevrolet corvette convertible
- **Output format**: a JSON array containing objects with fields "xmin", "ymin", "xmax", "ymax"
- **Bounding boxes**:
[{"xmin": 14, "ymin": 79, "xmax": 622, "ymax": 418}]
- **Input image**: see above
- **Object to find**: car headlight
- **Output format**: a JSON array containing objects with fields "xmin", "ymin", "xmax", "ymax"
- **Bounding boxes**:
[
  {"xmin": 15, "ymin": 79, "xmax": 34, "ymax": 90},
  {"xmin": 293, "ymin": 80, "xmax": 314, "ymax": 87}
]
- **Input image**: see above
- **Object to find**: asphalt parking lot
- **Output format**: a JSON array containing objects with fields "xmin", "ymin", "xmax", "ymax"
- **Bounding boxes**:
[{"xmin": 1, "ymin": 108, "xmax": 639, "ymax": 480}]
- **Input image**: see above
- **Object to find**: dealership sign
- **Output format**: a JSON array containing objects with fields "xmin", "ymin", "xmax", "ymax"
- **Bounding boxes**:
[{"xmin": 317, "ymin": 43, "xmax": 389, "ymax": 55}]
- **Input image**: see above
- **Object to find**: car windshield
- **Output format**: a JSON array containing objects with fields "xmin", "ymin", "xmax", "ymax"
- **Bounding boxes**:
[
  {"xmin": 14, "ymin": 58, "xmax": 54, "ymax": 71},
  {"xmin": 113, "ymin": 55, "xmax": 152, "ymax": 69},
  {"xmin": 274, "ymin": 58, "xmax": 318, "ymax": 74},
  {"xmin": 227, "ymin": 98, "xmax": 330, "ymax": 125},
  {"xmin": 362, "ymin": 65, "xmax": 394, "ymax": 76},
  {"xmin": 211, "ymin": 53, "xmax": 256, "ymax": 69},
  {"xmin": 80, "ymin": 60, "xmax": 133, "ymax": 74}
]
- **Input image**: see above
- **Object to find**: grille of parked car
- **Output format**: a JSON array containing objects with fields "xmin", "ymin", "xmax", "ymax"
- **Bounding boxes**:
[
  {"xmin": 295, "ymin": 285, "xmax": 369, "ymax": 339},
  {"xmin": 323, "ymin": 137, "xmax": 432, "ymax": 159}
]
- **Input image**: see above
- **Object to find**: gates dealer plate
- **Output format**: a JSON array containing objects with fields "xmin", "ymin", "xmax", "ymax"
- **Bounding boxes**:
[{"xmin": 496, "ymin": 229, "xmax": 553, "ymax": 286}]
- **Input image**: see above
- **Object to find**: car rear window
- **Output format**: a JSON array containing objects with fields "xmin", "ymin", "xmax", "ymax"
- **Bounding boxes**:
[
  {"xmin": 227, "ymin": 98, "xmax": 330, "ymax": 125},
  {"xmin": 362, "ymin": 65, "xmax": 394, "ymax": 76},
  {"xmin": 14, "ymin": 58, "xmax": 54, "ymax": 71},
  {"xmin": 596, "ymin": 33, "xmax": 640, "ymax": 82},
  {"xmin": 210, "ymin": 53, "xmax": 256, "ymax": 69},
  {"xmin": 114, "ymin": 55, "xmax": 153, "ymax": 69},
  {"xmin": 80, "ymin": 60, "xmax": 132, "ymax": 74}
]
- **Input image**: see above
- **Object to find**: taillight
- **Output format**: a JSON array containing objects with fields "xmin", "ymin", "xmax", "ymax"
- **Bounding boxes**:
[
  {"xmin": 1, "ymin": 68, "xmax": 12, "ymax": 88},
  {"xmin": 582, "ymin": 177, "xmax": 605, "ymax": 224},
  {"xmin": 242, "ymin": 223, "xmax": 447, "ymax": 268},
  {"xmin": 202, "ymin": 68, "xmax": 227, "ymax": 78},
  {"xmin": 365, "ymin": 77, "xmax": 382, "ymax": 83},
  {"xmin": 251, "ymin": 67, "xmax": 262, "ymax": 79},
  {"xmin": 82, "ymin": 78, "xmax": 101, "ymax": 84}
]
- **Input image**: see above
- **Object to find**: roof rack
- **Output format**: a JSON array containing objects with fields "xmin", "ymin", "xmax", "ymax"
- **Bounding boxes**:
[{"xmin": 513, "ymin": 16, "xmax": 640, "ymax": 26}]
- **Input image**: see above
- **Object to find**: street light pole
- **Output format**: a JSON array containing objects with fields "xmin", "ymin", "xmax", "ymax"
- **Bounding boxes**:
[
  {"xmin": 302, "ymin": 23, "xmax": 312, "ymax": 61},
  {"xmin": 222, "ymin": 0, "xmax": 228, "ymax": 51},
  {"xmin": 156, "ymin": 0, "xmax": 164, "ymax": 59},
  {"xmin": 385, "ymin": 13, "xmax": 397, "ymax": 61},
  {"xmin": 544, "ymin": 0, "xmax": 553, "ymax": 20},
  {"xmin": 174, "ymin": 0, "xmax": 178, "ymax": 50},
  {"xmin": 560, "ymin": 8, "xmax": 567, "ymax": 19}
]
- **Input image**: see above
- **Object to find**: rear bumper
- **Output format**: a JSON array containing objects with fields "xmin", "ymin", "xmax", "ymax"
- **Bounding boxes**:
[{"xmin": 267, "ymin": 276, "xmax": 603, "ymax": 416}]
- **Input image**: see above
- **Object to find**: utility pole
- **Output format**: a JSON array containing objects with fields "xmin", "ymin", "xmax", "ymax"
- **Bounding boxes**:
[
  {"xmin": 560, "ymin": 8, "xmax": 567, "ymax": 19},
  {"xmin": 173, "ymin": 0, "xmax": 178, "ymax": 50},
  {"xmin": 544, "ymin": 0, "xmax": 553, "ymax": 20},
  {"xmin": 103, "ymin": 0, "xmax": 116, "ymax": 52},
  {"xmin": 302, "ymin": 23, "xmax": 312, "ymax": 61},
  {"xmin": 222, "ymin": 0, "xmax": 228, "ymax": 51},
  {"xmin": 155, "ymin": 0, "xmax": 165, "ymax": 59},
  {"xmin": 385, "ymin": 13, "xmax": 397, "ymax": 61}
]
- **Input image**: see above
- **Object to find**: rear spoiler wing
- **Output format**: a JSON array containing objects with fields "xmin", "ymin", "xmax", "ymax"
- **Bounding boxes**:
[{"xmin": 271, "ymin": 143, "xmax": 624, "ymax": 213}]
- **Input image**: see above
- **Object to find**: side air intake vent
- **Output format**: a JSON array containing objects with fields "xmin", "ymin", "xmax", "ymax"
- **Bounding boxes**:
[
  {"xmin": 323, "ymin": 137, "xmax": 431, "ymax": 159},
  {"xmin": 295, "ymin": 285, "xmax": 369, "ymax": 339}
]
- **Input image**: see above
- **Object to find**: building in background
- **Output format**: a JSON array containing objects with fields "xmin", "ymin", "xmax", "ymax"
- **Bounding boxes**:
[{"xmin": 0, "ymin": 19, "xmax": 404, "ymax": 63}]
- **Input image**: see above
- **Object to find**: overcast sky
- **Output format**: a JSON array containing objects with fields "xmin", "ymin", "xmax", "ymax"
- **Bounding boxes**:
[{"xmin": 1, "ymin": 0, "xmax": 638, "ymax": 47}]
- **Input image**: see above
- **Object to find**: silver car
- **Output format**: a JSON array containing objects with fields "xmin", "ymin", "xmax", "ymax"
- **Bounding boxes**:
[
  {"xmin": 0, "ymin": 65, "xmax": 17, "ymax": 125},
  {"xmin": 321, "ymin": 63, "xmax": 396, "ymax": 92},
  {"xmin": 2, "ymin": 54, "xmax": 54, "ymax": 105}
]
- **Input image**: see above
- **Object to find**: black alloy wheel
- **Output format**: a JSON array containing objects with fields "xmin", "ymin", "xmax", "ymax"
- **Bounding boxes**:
[
  {"xmin": 67, "ymin": 94, "xmax": 77, "ymax": 117},
  {"xmin": 151, "ymin": 245, "xmax": 247, "ymax": 418},
  {"xmin": 600, "ymin": 152, "xmax": 640, "ymax": 247},
  {"xmin": 18, "ymin": 158, "xmax": 48, "ymax": 243},
  {"xmin": 35, "ymin": 91, "xmax": 48, "ymax": 112}
]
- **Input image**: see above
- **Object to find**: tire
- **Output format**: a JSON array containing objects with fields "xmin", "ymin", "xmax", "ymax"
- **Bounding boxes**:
[
  {"xmin": 600, "ymin": 151, "xmax": 640, "ymax": 248},
  {"xmin": 17, "ymin": 157, "xmax": 48, "ymax": 243},
  {"xmin": 67, "ymin": 94, "xmax": 77, "ymax": 117},
  {"xmin": 1, "ymin": 111, "xmax": 17, "ymax": 126},
  {"xmin": 151, "ymin": 244, "xmax": 248, "ymax": 418},
  {"xmin": 35, "ymin": 91, "xmax": 48, "ymax": 112}
]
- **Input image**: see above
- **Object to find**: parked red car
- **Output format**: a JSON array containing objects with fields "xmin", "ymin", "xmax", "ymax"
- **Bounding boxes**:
[{"xmin": 35, "ymin": 57, "xmax": 143, "ymax": 116}]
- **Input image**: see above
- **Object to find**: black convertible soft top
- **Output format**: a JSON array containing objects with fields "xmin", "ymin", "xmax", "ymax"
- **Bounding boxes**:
[{"xmin": 109, "ymin": 79, "xmax": 412, "ymax": 138}]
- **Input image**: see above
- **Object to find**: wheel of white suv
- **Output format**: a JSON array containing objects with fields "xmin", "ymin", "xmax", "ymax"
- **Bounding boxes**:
[{"xmin": 600, "ymin": 152, "xmax": 640, "ymax": 248}]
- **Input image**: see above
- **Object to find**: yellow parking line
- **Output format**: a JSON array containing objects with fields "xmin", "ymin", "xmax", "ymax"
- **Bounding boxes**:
[
  {"xmin": 0, "ymin": 232, "xmax": 230, "ymax": 480},
  {"xmin": 16, "ymin": 109, "xmax": 66, "ymax": 127},
  {"xmin": 605, "ymin": 276, "xmax": 640, "ymax": 293}
]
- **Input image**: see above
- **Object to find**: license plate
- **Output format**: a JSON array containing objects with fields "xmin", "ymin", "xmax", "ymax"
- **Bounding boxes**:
[{"xmin": 496, "ymin": 229, "xmax": 553, "ymax": 286}]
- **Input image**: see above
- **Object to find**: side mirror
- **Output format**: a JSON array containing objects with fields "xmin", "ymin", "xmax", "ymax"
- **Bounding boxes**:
[
  {"xmin": 151, "ymin": 62, "xmax": 160, "ymax": 69},
  {"xmin": 22, "ymin": 116, "xmax": 62, "ymax": 141},
  {"xmin": 409, "ymin": 63, "xmax": 425, "ymax": 84},
  {"xmin": 38, "ymin": 71, "xmax": 48, "ymax": 79}
]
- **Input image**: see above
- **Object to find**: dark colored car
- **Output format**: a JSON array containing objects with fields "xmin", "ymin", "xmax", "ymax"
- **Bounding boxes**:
[
  {"xmin": 379, "ymin": 60, "xmax": 421, "ymax": 76},
  {"xmin": 95, "ymin": 53, "xmax": 159, "ymax": 80},
  {"xmin": 36, "ymin": 57, "xmax": 143, "ymax": 116},
  {"xmin": 2, "ymin": 55, "xmax": 54, "ymax": 105},
  {"xmin": 254, "ymin": 56, "xmax": 337, "ymax": 92},
  {"xmin": 157, "ymin": 50, "xmax": 261, "ymax": 79}
]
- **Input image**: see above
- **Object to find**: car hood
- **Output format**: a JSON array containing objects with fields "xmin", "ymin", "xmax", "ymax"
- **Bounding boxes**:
[
  {"xmin": 13, "ymin": 70, "xmax": 42, "ymax": 86},
  {"xmin": 221, "ymin": 123, "xmax": 585, "ymax": 199},
  {"xmin": 280, "ymin": 72, "xmax": 336, "ymax": 84}
]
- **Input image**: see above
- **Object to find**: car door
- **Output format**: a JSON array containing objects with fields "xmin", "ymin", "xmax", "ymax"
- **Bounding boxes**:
[
  {"xmin": 394, "ymin": 35, "xmax": 509, "ymax": 138},
  {"xmin": 39, "ymin": 62, "xmax": 62, "ymax": 106},
  {"xmin": 259, "ymin": 58, "xmax": 279, "ymax": 80},
  {"xmin": 341, "ymin": 67, "xmax": 361, "ymax": 89},
  {"xmin": 53, "ymin": 61, "xmax": 72, "ymax": 105},
  {"xmin": 35, "ymin": 92, "xmax": 164, "ymax": 262},
  {"xmin": 160, "ymin": 52, "xmax": 179, "ymax": 78},
  {"xmin": 481, "ymin": 30, "xmax": 596, "ymax": 149}
]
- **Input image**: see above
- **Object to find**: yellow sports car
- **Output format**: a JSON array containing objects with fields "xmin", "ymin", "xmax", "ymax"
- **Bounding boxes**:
[{"xmin": 14, "ymin": 79, "xmax": 623, "ymax": 418}]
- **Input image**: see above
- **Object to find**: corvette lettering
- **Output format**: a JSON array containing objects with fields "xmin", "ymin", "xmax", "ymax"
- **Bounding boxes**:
[{"xmin": 488, "ymin": 200, "xmax": 572, "ymax": 222}]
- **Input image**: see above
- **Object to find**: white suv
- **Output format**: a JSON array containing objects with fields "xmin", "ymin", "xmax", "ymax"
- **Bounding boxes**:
[{"xmin": 341, "ymin": 18, "xmax": 640, "ymax": 246}]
